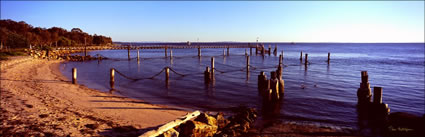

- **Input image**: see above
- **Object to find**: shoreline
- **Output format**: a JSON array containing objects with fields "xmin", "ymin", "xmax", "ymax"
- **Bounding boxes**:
[
  {"xmin": 0, "ymin": 56, "xmax": 359, "ymax": 136},
  {"xmin": 1, "ymin": 57, "xmax": 188, "ymax": 136}
]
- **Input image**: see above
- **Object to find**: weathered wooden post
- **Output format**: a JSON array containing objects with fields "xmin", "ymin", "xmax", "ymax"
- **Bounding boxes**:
[
  {"xmin": 255, "ymin": 45, "xmax": 258, "ymax": 54},
  {"xmin": 165, "ymin": 67, "xmax": 170, "ymax": 82},
  {"xmin": 327, "ymin": 52, "xmax": 330, "ymax": 63},
  {"xmin": 261, "ymin": 45, "xmax": 265, "ymax": 55},
  {"xmin": 211, "ymin": 57, "xmax": 215, "ymax": 74},
  {"xmin": 373, "ymin": 87, "xmax": 382, "ymax": 104},
  {"xmin": 84, "ymin": 46, "xmax": 87, "ymax": 56},
  {"xmin": 357, "ymin": 71, "xmax": 372, "ymax": 105},
  {"xmin": 227, "ymin": 47, "xmax": 230, "ymax": 55},
  {"xmin": 165, "ymin": 45, "xmax": 168, "ymax": 57},
  {"xmin": 245, "ymin": 49, "xmax": 248, "ymax": 56},
  {"xmin": 279, "ymin": 54, "xmax": 283, "ymax": 65},
  {"xmin": 281, "ymin": 50, "xmax": 284, "ymax": 57},
  {"xmin": 269, "ymin": 71, "xmax": 279, "ymax": 100},
  {"xmin": 250, "ymin": 47, "xmax": 252, "ymax": 55},
  {"xmin": 110, "ymin": 68, "xmax": 115, "ymax": 89},
  {"xmin": 305, "ymin": 54, "xmax": 308, "ymax": 65},
  {"xmin": 246, "ymin": 55, "xmax": 250, "ymax": 72},
  {"xmin": 137, "ymin": 48, "xmax": 140, "ymax": 62},
  {"xmin": 258, "ymin": 71, "xmax": 267, "ymax": 93},
  {"xmin": 223, "ymin": 49, "xmax": 226, "ymax": 56},
  {"xmin": 198, "ymin": 47, "xmax": 201, "ymax": 57},
  {"xmin": 72, "ymin": 68, "xmax": 77, "ymax": 84},
  {"xmin": 268, "ymin": 45, "xmax": 271, "ymax": 56},
  {"xmin": 204, "ymin": 67, "xmax": 211, "ymax": 84},
  {"xmin": 127, "ymin": 45, "xmax": 131, "ymax": 60},
  {"xmin": 300, "ymin": 51, "xmax": 303, "ymax": 61}
]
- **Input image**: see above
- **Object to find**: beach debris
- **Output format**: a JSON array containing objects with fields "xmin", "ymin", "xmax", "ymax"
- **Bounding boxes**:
[{"xmin": 143, "ymin": 107, "xmax": 258, "ymax": 137}]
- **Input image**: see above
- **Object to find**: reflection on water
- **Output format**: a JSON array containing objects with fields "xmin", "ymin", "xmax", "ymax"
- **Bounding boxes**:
[{"xmin": 62, "ymin": 43, "xmax": 424, "ymax": 129}]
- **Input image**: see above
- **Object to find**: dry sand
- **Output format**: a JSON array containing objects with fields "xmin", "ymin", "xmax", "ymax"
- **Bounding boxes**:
[{"xmin": 1, "ymin": 57, "xmax": 187, "ymax": 136}]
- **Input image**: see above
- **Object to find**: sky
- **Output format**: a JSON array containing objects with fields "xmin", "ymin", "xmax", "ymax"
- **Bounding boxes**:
[{"xmin": 1, "ymin": 1, "xmax": 424, "ymax": 43}]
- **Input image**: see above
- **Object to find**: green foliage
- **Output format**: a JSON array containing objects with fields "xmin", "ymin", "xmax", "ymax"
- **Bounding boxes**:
[
  {"xmin": 57, "ymin": 36, "xmax": 72, "ymax": 46},
  {"xmin": 0, "ymin": 19, "xmax": 113, "ymax": 49}
]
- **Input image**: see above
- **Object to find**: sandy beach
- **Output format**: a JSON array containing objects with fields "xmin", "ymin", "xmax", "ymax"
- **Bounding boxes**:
[{"xmin": 0, "ymin": 57, "xmax": 188, "ymax": 136}]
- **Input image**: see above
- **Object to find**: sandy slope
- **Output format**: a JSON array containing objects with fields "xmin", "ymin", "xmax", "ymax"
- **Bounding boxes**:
[{"xmin": 0, "ymin": 57, "xmax": 187, "ymax": 136}]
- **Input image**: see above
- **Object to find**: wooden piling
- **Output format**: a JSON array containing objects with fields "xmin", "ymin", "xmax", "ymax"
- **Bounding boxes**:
[
  {"xmin": 245, "ymin": 49, "xmax": 248, "ymax": 56},
  {"xmin": 223, "ymin": 49, "xmax": 226, "ymax": 56},
  {"xmin": 84, "ymin": 46, "xmax": 87, "ymax": 56},
  {"xmin": 204, "ymin": 67, "xmax": 211, "ymax": 84},
  {"xmin": 300, "ymin": 51, "xmax": 303, "ymax": 61},
  {"xmin": 305, "ymin": 54, "xmax": 308, "ymax": 65},
  {"xmin": 279, "ymin": 54, "xmax": 283, "ymax": 65},
  {"xmin": 227, "ymin": 47, "xmax": 229, "ymax": 55},
  {"xmin": 246, "ymin": 56, "xmax": 250, "ymax": 72},
  {"xmin": 170, "ymin": 50, "xmax": 173, "ymax": 59},
  {"xmin": 137, "ymin": 48, "xmax": 140, "ymax": 61},
  {"xmin": 211, "ymin": 57, "xmax": 215, "ymax": 74},
  {"xmin": 250, "ymin": 47, "xmax": 252, "ymax": 55},
  {"xmin": 268, "ymin": 46, "xmax": 271, "ymax": 56},
  {"xmin": 373, "ymin": 87, "xmax": 382, "ymax": 104},
  {"xmin": 327, "ymin": 52, "xmax": 330, "ymax": 63},
  {"xmin": 357, "ymin": 71, "xmax": 372, "ymax": 104},
  {"xmin": 258, "ymin": 71, "xmax": 267, "ymax": 93},
  {"xmin": 198, "ymin": 47, "xmax": 201, "ymax": 57},
  {"xmin": 165, "ymin": 67, "xmax": 170, "ymax": 82},
  {"xmin": 128, "ymin": 45, "xmax": 130, "ymax": 60},
  {"xmin": 110, "ymin": 68, "xmax": 115, "ymax": 89},
  {"xmin": 72, "ymin": 68, "xmax": 77, "ymax": 84},
  {"xmin": 165, "ymin": 46, "xmax": 168, "ymax": 57}
]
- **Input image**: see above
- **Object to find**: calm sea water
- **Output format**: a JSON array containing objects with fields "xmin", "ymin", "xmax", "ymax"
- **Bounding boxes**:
[{"xmin": 60, "ymin": 43, "xmax": 424, "ymax": 128}]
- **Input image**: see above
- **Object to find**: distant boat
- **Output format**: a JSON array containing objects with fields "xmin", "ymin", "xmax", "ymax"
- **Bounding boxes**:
[{"xmin": 290, "ymin": 42, "xmax": 296, "ymax": 45}]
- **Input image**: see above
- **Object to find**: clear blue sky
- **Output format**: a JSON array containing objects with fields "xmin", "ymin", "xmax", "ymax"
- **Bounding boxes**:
[{"xmin": 1, "ymin": 1, "xmax": 424, "ymax": 42}]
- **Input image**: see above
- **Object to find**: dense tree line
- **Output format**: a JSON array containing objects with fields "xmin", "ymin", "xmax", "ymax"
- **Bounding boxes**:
[{"xmin": 0, "ymin": 19, "xmax": 112, "ymax": 49}]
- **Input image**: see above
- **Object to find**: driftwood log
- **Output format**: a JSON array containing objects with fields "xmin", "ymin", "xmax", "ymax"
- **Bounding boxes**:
[{"xmin": 140, "ymin": 111, "xmax": 201, "ymax": 137}]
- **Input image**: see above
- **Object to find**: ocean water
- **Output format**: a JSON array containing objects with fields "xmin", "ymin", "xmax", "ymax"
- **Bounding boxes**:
[{"xmin": 60, "ymin": 43, "xmax": 424, "ymax": 128}]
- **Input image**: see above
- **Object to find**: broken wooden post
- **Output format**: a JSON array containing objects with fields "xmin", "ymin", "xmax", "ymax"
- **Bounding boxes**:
[
  {"xmin": 373, "ymin": 87, "xmax": 382, "ymax": 104},
  {"xmin": 204, "ymin": 67, "xmax": 211, "ymax": 84},
  {"xmin": 72, "ymin": 68, "xmax": 77, "ymax": 84},
  {"xmin": 110, "ymin": 68, "xmax": 115, "ymax": 89},
  {"xmin": 305, "ymin": 53, "xmax": 308, "ymax": 65},
  {"xmin": 357, "ymin": 71, "xmax": 372, "ymax": 105},
  {"xmin": 198, "ymin": 47, "xmax": 201, "ymax": 57},
  {"xmin": 165, "ymin": 67, "xmax": 170, "ymax": 82},
  {"xmin": 245, "ymin": 49, "xmax": 248, "ymax": 56},
  {"xmin": 327, "ymin": 52, "xmax": 330, "ymax": 63},
  {"xmin": 269, "ymin": 71, "xmax": 279, "ymax": 100},
  {"xmin": 128, "ymin": 45, "xmax": 131, "ymax": 60},
  {"xmin": 300, "ymin": 51, "xmax": 303, "ymax": 61},
  {"xmin": 246, "ymin": 55, "xmax": 250, "ymax": 72},
  {"xmin": 258, "ymin": 71, "xmax": 267, "ymax": 93}
]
